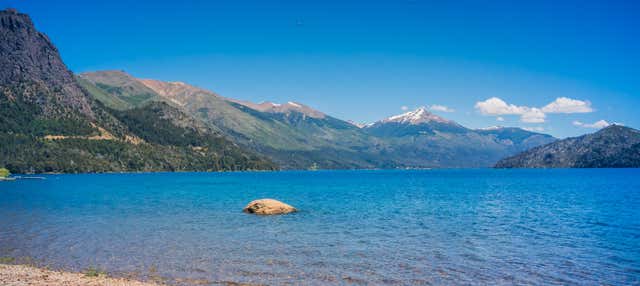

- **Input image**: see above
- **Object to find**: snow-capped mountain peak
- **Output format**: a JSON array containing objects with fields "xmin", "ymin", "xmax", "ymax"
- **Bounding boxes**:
[
  {"xmin": 381, "ymin": 107, "xmax": 452, "ymax": 125},
  {"xmin": 347, "ymin": 120, "xmax": 369, "ymax": 128},
  {"xmin": 286, "ymin": 101, "xmax": 301, "ymax": 108}
]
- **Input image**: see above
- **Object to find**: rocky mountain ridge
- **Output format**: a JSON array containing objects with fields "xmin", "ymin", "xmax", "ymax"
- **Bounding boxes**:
[
  {"xmin": 496, "ymin": 125, "xmax": 640, "ymax": 168},
  {"xmin": 1, "ymin": 9, "xmax": 93, "ymax": 118}
]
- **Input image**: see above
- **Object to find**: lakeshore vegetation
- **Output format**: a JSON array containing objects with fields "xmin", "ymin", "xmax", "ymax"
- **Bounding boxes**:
[{"xmin": 0, "ymin": 167, "xmax": 9, "ymax": 178}]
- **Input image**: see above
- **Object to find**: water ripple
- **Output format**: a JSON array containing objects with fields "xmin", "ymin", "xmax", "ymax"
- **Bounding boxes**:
[{"xmin": 0, "ymin": 169, "xmax": 639, "ymax": 285}]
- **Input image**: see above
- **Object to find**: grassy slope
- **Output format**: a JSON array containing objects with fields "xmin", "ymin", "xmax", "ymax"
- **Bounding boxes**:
[
  {"xmin": 77, "ymin": 77, "xmax": 130, "ymax": 110},
  {"xmin": 77, "ymin": 71, "xmax": 158, "ymax": 109}
]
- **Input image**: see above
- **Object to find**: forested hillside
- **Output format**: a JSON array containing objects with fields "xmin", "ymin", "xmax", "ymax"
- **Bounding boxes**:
[{"xmin": 0, "ymin": 9, "xmax": 275, "ymax": 173}]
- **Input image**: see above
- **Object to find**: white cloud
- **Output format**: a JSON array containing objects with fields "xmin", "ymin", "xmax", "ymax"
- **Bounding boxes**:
[
  {"xmin": 429, "ymin": 104, "xmax": 455, "ymax": 113},
  {"xmin": 542, "ymin": 97, "xmax": 593, "ymax": 113},
  {"xmin": 474, "ymin": 97, "xmax": 545, "ymax": 123},
  {"xmin": 496, "ymin": 117, "xmax": 505, "ymax": 122},
  {"xmin": 573, "ymin": 120, "xmax": 611, "ymax": 129},
  {"xmin": 475, "ymin": 96, "xmax": 595, "ymax": 124},
  {"xmin": 521, "ymin": 108, "xmax": 546, "ymax": 123},
  {"xmin": 400, "ymin": 106, "xmax": 409, "ymax": 111},
  {"xmin": 475, "ymin": 97, "xmax": 528, "ymax": 115},
  {"xmin": 523, "ymin": 126, "xmax": 545, "ymax": 132}
]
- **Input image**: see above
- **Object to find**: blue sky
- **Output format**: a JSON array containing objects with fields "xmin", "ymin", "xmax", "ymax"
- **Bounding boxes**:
[{"xmin": 3, "ymin": 0, "xmax": 639, "ymax": 137}]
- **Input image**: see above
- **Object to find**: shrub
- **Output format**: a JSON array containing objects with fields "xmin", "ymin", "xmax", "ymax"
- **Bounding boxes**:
[
  {"xmin": 84, "ymin": 267, "xmax": 106, "ymax": 277},
  {"xmin": 0, "ymin": 167, "xmax": 10, "ymax": 178}
]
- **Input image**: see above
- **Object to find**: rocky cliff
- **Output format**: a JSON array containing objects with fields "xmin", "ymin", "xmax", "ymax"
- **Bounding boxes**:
[{"xmin": 0, "ymin": 8, "xmax": 93, "ymax": 117}]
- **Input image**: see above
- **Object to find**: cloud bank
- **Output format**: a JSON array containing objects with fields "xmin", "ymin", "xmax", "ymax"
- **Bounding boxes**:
[
  {"xmin": 542, "ymin": 97, "xmax": 593, "ymax": 113},
  {"xmin": 523, "ymin": 126, "xmax": 545, "ymax": 132},
  {"xmin": 572, "ymin": 120, "xmax": 612, "ymax": 129},
  {"xmin": 475, "ymin": 97, "xmax": 592, "ymax": 123}
]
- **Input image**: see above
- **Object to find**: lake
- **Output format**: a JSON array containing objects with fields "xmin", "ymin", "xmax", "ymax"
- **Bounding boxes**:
[{"xmin": 1, "ymin": 169, "xmax": 639, "ymax": 285}]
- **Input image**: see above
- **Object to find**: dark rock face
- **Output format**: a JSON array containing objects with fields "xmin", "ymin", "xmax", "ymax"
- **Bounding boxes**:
[
  {"xmin": 0, "ymin": 9, "xmax": 93, "ymax": 117},
  {"xmin": 495, "ymin": 125, "xmax": 640, "ymax": 168}
]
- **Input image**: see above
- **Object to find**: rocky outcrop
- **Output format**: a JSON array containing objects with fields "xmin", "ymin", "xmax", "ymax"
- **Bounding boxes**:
[
  {"xmin": 243, "ymin": 199, "xmax": 297, "ymax": 215},
  {"xmin": 0, "ymin": 8, "xmax": 93, "ymax": 117}
]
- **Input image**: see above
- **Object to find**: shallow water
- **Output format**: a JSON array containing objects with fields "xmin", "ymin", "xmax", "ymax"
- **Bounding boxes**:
[{"xmin": 1, "ymin": 169, "xmax": 639, "ymax": 285}]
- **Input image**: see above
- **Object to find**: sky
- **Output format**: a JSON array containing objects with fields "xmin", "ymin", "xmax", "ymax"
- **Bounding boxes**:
[{"xmin": 3, "ymin": 0, "xmax": 639, "ymax": 138}]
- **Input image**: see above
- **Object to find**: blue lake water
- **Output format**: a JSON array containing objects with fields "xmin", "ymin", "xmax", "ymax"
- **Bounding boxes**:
[{"xmin": 1, "ymin": 169, "xmax": 639, "ymax": 285}]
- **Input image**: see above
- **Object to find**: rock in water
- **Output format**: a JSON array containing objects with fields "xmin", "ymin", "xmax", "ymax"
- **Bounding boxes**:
[{"xmin": 243, "ymin": 199, "xmax": 297, "ymax": 215}]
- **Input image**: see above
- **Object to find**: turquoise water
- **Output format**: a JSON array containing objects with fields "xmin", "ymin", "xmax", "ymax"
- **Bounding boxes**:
[{"xmin": 1, "ymin": 169, "xmax": 639, "ymax": 285}]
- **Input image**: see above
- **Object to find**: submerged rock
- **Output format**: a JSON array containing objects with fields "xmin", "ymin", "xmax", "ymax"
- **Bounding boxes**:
[{"xmin": 243, "ymin": 199, "xmax": 297, "ymax": 215}]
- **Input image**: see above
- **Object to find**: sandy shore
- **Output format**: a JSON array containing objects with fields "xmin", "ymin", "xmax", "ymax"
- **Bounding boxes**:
[{"xmin": 0, "ymin": 264, "xmax": 161, "ymax": 286}]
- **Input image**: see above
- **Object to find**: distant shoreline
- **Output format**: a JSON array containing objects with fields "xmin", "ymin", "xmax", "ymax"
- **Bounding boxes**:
[
  {"xmin": 2, "ymin": 168, "xmax": 466, "ymax": 177},
  {"xmin": 4, "ymin": 167, "xmax": 640, "ymax": 177}
]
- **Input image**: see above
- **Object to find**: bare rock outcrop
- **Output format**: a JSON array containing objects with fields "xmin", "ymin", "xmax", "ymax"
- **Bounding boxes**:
[
  {"xmin": 243, "ymin": 199, "xmax": 297, "ymax": 215},
  {"xmin": 0, "ymin": 8, "xmax": 93, "ymax": 117}
]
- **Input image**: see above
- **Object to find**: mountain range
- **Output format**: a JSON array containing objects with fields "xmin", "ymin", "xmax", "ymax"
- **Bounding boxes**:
[
  {"xmin": 496, "ymin": 125, "xmax": 640, "ymax": 168},
  {"xmin": 78, "ymin": 70, "xmax": 558, "ymax": 169},
  {"xmin": 1, "ymin": 8, "xmax": 563, "ymax": 173}
]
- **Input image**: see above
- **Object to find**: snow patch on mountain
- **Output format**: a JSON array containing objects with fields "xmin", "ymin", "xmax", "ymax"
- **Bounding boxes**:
[
  {"xmin": 478, "ymin": 126, "xmax": 505, "ymax": 131},
  {"xmin": 347, "ymin": 120, "xmax": 369, "ymax": 128},
  {"xmin": 228, "ymin": 99, "xmax": 326, "ymax": 119}
]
